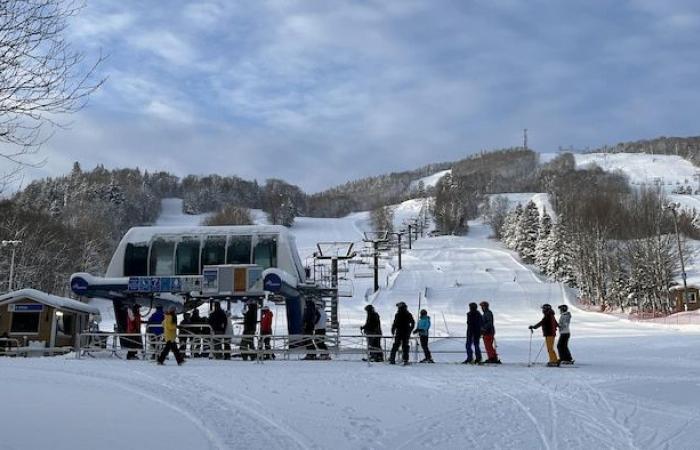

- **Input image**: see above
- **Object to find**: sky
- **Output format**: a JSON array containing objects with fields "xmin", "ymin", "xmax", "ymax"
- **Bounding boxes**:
[{"xmin": 3, "ymin": 0, "xmax": 700, "ymax": 193}]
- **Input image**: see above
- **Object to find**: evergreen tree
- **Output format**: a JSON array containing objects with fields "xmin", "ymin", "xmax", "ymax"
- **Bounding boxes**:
[
  {"xmin": 534, "ymin": 210, "xmax": 553, "ymax": 272},
  {"xmin": 516, "ymin": 201, "xmax": 539, "ymax": 263}
]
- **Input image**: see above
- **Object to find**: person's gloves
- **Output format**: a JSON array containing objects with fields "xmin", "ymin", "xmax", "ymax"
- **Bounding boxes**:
[{"xmin": 528, "ymin": 325, "xmax": 534, "ymax": 330}]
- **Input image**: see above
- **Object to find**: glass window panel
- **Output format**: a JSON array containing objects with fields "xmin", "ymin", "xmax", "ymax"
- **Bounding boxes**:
[
  {"xmin": 253, "ymin": 235, "xmax": 277, "ymax": 270},
  {"xmin": 201, "ymin": 236, "xmax": 226, "ymax": 268},
  {"xmin": 227, "ymin": 235, "xmax": 252, "ymax": 264},
  {"xmin": 149, "ymin": 239, "xmax": 175, "ymax": 276},
  {"xmin": 11, "ymin": 312, "xmax": 40, "ymax": 333},
  {"xmin": 176, "ymin": 238, "xmax": 201, "ymax": 275},
  {"xmin": 124, "ymin": 243, "xmax": 149, "ymax": 276}
]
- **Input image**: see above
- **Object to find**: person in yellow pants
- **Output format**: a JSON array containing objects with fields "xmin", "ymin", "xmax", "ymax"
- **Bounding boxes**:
[{"xmin": 529, "ymin": 304, "xmax": 559, "ymax": 367}]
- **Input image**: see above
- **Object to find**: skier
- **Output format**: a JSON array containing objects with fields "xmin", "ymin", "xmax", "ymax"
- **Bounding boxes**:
[
  {"xmin": 480, "ymin": 301, "xmax": 501, "ymax": 364},
  {"xmin": 389, "ymin": 301, "xmax": 415, "ymax": 365},
  {"xmin": 360, "ymin": 305, "xmax": 383, "ymax": 362},
  {"xmin": 190, "ymin": 308, "xmax": 207, "ymax": 358},
  {"xmin": 529, "ymin": 304, "xmax": 559, "ymax": 366},
  {"xmin": 464, "ymin": 302, "xmax": 482, "ymax": 364},
  {"xmin": 314, "ymin": 301, "xmax": 331, "ymax": 360},
  {"xmin": 260, "ymin": 306, "xmax": 275, "ymax": 360},
  {"xmin": 126, "ymin": 304, "xmax": 142, "ymax": 360},
  {"xmin": 413, "ymin": 309, "xmax": 433, "ymax": 363},
  {"xmin": 557, "ymin": 305, "xmax": 574, "ymax": 364},
  {"xmin": 302, "ymin": 298, "xmax": 318, "ymax": 360},
  {"xmin": 241, "ymin": 299, "xmax": 258, "ymax": 361},
  {"xmin": 147, "ymin": 305, "xmax": 165, "ymax": 359},
  {"xmin": 208, "ymin": 302, "xmax": 228, "ymax": 360},
  {"xmin": 157, "ymin": 306, "xmax": 184, "ymax": 366}
]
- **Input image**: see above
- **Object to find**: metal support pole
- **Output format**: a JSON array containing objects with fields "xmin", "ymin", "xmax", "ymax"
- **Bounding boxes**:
[
  {"xmin": 407, "ymin": 225, "xmax": 412, "ymax": 249},
  {"xmin": 397, "ymin": 234, "xmax": 402, "ymax": 270},
  {"xmin": 9, "ymin": 246, "xmax": 16, "ymax": 291},
  {"xmin": 373, "ymin": 242, "xmax": 379, "ymax": 293}
]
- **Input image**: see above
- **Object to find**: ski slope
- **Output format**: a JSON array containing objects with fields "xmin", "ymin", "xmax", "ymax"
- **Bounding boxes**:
[
  {"xmin": 409, "ymin": 169, "xmax": 451, "ymax": 190},
  {"xmin": 3, "ymin": 201, "xmax": 700, "ymax": 449}
]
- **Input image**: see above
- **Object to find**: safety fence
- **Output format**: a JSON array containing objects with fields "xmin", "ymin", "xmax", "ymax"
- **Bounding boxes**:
[
  {"xmin": 75, "ymin": 329, "xmax": 478, "ymax": 364},
  {"xmin": 0, "ymin": 337, "xmax": 73, "ymax": 357}
]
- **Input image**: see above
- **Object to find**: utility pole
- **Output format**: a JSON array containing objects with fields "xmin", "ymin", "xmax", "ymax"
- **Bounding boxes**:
[
  {"xmin": 407, "ymin": 224, "xmax": 413, "ymax": 250},
  {"xmin": 390, "ymin": 232, "xmax": 404, "ymax": 270},
  {"xmin": 523, "ymin": 128, "xmax": 528, "ymax": 151},
  {"xmin": 2, "ymin": 240, "xmax": 22, "ymax": 292},
  {"xmin": 665, "ymin": 203, "xmax": 689, "ymax": 311}
]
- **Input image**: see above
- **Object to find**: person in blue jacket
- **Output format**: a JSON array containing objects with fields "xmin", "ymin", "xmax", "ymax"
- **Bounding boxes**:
[
  {"xmin": 464, "ymin": 302, "xmax": 482, "ymax": 364},
  {"xmin": 146, "ymin": 305, "xmax": 165, "ymax": 360},
  {"xmin": 413, "ymin": 309, "xmax": 434, "ymax": 363}
]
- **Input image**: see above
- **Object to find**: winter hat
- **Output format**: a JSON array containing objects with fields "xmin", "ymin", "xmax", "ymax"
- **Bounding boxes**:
[
  {"xmin": 364, "ymin": 305, "xmax": 374, "ymax": 311},
  {"xmin": 262, "ymin": 306, "xmax": 270, "ymax": 311},
  {"xmin": 542, "ymin": 304, "xmax": 552, "ymax": 311},
  {"xmin": 469, "ymin": 302, "xmax": 478, "ymax": 311},
  {"xmin": 479, "ymin": 301, "xmax": 490, "ymax": 308},
  {"xmin": 396, "ymin": 301, "xmax": 407, "ymax": 309},
  {"xmin": 420, "ymin": 309, "xmax": 427, "ymax": 316},
  {"xmin": 558, "ymin": 305, "xmax": 568, "ymax": 312}
]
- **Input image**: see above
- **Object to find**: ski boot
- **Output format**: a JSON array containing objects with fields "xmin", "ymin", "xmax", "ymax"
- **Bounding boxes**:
[
  {"xmin": 428, "ymin": 359, "xmax": 435, "ymax": 363},
  {"xmin": 389, "ymin": 360, "xmax": 396, "ymax": 365},
  {"xmin": 462, "ymin": 358, "xmax": 473, "ymax": 365},
  {"xmin": 402, "ymin": 360, "xmax": 411, "ymax": 366},
  {"xmin": 547, "ymin": 361, "xmax": 561, "ymax": 367}
]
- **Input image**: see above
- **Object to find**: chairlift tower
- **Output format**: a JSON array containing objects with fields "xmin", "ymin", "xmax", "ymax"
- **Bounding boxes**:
[
  {"xmin": 363, "ymin": 231, "xmax": 389, "ymax": 293},
  {"xmin": 314, "ymin": 242, "xmax": 356, "ymax": 330}
]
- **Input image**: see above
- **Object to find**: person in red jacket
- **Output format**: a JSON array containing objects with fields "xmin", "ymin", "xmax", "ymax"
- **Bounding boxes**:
[
  {"xmin": 529, "ymin": 304, "xmax": 559, "ymax": 366},
  {"xmin": 260, "ymin": 306, "xmax": 274, "ymax": 360},
  {"xmin": 126, "ymin": 304, "xmax": 142, "ymax": 360}
]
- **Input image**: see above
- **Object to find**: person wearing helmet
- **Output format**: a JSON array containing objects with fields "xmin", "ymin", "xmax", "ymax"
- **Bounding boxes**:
[
  {"xmin": 413, "ymin": 309, "xmax": 434, "ymax": 363},
  {"xmin": 361, "ymin": 305, "xmax": 383, "ymax": 362},
  {"xmin": 557, "ymin": 305, "xmax": 574, "ymax": 364},
  {"xmin": 480, "ymin": 301, "xmax": 500, "ymax": 364},
  {"xmin": 464, "ymin": 302, "xmax": 482, "ymax": 364},
  {"xmin": 529, "ymin": 304, "xmax": 559, "ymax": 366},
  {"xmin": 389, "ymin": 302, "xmax": 415, "ymax": 365},
  {"xmin": 260, "ymin": 306, "xmax": 275, "ymax": 360}
]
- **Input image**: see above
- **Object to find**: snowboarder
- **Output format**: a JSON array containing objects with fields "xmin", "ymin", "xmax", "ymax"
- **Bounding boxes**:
[
  {"xmin": 315, "ymin": 301, "xmax": 331, "ymax": 360},
  {"xmin": 157, "ymin": 306, "xmax": 184, "ymax": 365},
  {"xmin": 241, "ymin": 299, "xmax": 258, "ymax": 361},
  {"xmin": 557, "ymin": 305, "xmax": 574, "ymax": 364},
  {"xmin": 260, "ymin": 306, "xmax": 275, "ymax": 360},
  {"xmin": 302, "ymin": 298, "xmax": 318, "ymax": 360},
  {"xmin": 464, "ymin": 302, "xmax": 482, "ymax": 364},
  {"xmin": 529, "ymin": 304, "xmax": 559, "ymax": 366},
  {"xmin": 389, "ymin": 301, "xmax": 415, "ymax": 365},
  {"xmin": 480, "ymin": 301, "xmax": 501, "ymax": 364},
  {"xmin": 126, "ymin": 304, "xmax": 142, "ymax": 360},
  {"xmin": 413, "ymin": 309, "xmax": 433, "ymax": 363},
  {"xmin": 360, "ymin": 305, "xmax": 383, "ymax": 362},
  {"xmin": 208, "ymin": 301, "xmax": 228, "ymax": 360}
]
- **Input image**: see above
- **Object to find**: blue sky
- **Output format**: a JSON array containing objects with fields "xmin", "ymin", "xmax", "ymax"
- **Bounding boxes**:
[{"xmin": 8, "ymin": 0, "xmax": 700, "ymax": 192}]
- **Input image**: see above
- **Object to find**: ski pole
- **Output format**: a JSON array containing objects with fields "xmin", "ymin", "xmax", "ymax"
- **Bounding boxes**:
[
  {"xmin": 528, "ymin": 329, "xmax": 533, "ymax": 367},
  {"xmin": 534, "ymin": 341, "xmax": 544, "ymax": 365}
]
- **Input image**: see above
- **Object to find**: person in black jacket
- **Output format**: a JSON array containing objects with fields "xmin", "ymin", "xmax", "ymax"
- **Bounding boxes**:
[
  {"xmin": 360, "ymin": 304, "xmax": 383, "ymax": 362},
  {"xmin": 208, "ymin": 302, "xmax": 228, "ymax": 360},
  {"xmin": 389, "ymin": 302, "xmax": 415, "ymax": 365},
  {"xmin": 464, "ymin": 302, "xmax": 482, "ymax": 364},
  {"xmin": 302, "ymin": 298, "xmax": 319, "ymax": 360},
  {"xmin": 241, "ymin": 299, "xmax": 258, "ymax": 361}
]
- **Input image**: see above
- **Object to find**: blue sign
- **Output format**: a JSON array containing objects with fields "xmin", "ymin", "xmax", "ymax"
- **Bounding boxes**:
[
  {"xmin": 71, "ymin": 277, "xmax": 89, "ymax": 295},
  {"xmin": 139, "ymin": 277, "xmax": 150, "ymax": 292},
  {"xmin": 150, "ymin": 277, "xmax": 161, "ymax": 292},
  {"xmin": 263, "ymin": 273, "xmax": 282, "ymax": 293},
  {"xmin": 128, "ymin": 278, "xmax": 140, "ymax": 292},
  {"xmin": 160, "ymin": 277, "xmax": 172, "ymax": 292},
  {"xmin": 11, "ymin": 304, "xmax": 44, "ymax": 312}
]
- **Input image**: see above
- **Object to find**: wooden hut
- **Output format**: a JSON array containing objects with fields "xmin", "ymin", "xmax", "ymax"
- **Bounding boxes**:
[
  {"xmin": 669, "ymin": 285, "xmax": 700, "ymax": 312},
  {"xmin": 0, "ymin": 289, "xmax": 100, "ymax": 355}
]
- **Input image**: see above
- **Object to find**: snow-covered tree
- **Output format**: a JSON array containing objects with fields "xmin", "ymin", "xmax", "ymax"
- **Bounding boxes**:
[{"xmin": 515, "ymin": 201, "xmax": 540, "ymax": 263}]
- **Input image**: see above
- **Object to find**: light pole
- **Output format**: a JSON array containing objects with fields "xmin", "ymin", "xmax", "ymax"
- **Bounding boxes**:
[
  {"xmin": 1, "ymin": 240, "xmax": 22, "ymax": 292},
  {"xmin": 664, "ymin": 203, "xmax": 688, "ymax": 312}
]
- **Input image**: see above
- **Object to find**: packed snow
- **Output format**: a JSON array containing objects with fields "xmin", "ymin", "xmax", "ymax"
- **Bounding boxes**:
[
  {"xmin": 156, "ymin": 198, "xmax": 210, "ymax": 226},
  {"xmin": 409, "ymin": 169, "xmax": 451, "ymax": 190},
  {"xmin": 2, "ymin": 200, "xmax": 700, "ymax": 449},
  {"xmin": 575, "ymin": 152, "xmax": 698, "ymax": 190}
]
